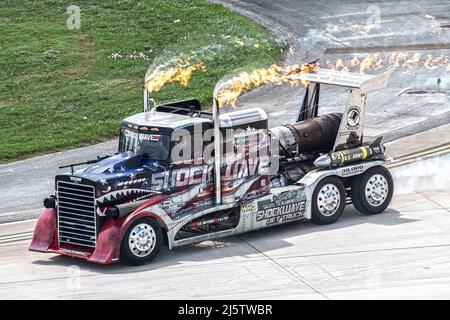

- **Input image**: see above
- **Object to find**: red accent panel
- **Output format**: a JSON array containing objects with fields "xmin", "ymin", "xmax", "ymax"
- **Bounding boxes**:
[
  {"xmin": 88, "ymin": 194, "xmax": 168, "ymax": 264},
  {"xmin": 88, "ymin": 216, "xmax": 125, "ymax": 264},
  {"xmin": 29, "ymin": 208, "xmax": 57, "ymax": 252},
  {"xmin": 128, "ymin": 195, "xmax": 169, "ymax": 228},
  {"xmin": 30, "ymin": 195, "xmax": 169, "ymax": 264}
]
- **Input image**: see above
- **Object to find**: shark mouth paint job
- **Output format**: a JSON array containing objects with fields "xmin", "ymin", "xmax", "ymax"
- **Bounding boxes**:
[{"xmin": 96, "ymin": 189, "xmax": 157, "ymax": 205}]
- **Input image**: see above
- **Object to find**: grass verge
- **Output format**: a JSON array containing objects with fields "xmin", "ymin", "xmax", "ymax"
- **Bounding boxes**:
[{"xmin": 0, "ymin": 0, "xmax": 282, "ymax": 163}]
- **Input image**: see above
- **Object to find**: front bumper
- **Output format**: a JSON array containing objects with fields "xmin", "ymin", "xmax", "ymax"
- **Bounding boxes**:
[{"xmin": 29, "ymin": 208, "xmax": 124, "ymax": 264}]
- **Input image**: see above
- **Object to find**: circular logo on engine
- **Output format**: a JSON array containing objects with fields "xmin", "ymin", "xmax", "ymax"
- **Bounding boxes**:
[{"xmin": 347, "ymin": 107, "xmax": 360, "ymax": 129}]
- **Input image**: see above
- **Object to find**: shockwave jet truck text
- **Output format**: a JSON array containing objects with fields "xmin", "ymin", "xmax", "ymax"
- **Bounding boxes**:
[{"xmin": 30, "ymin": 68, "xmax": 395, "ymax": 265}]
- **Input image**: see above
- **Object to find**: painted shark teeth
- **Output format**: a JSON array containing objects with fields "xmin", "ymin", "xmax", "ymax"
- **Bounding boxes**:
[
  {"xmin": 117, "ymin": 178, "xmax": 147, "ymax": 188},
  {"xmin": 96, "ymin": 188, "xmax": 155, "ymax": 204}
]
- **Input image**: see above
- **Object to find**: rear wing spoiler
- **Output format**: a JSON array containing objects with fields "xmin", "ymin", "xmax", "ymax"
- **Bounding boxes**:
[
  {"xmin": 289, "ymin": 68, "xmax": 394, "ymax": 92},
  {"xmin": 289, "ymin": 68, "xmax": 394, "ymax": 150}
]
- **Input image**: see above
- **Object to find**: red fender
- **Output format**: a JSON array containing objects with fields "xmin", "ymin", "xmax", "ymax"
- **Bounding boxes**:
[
  {"xmin": 88, "ymin": 216, "xmax": 125, "ymax": 264},
  {"xmin": 29, "ymin": 208, "xmax": 57, "ymax": 252},
  {"xmin": 88, "ymin": 195, "xmax": 169, "ymax": 264}
]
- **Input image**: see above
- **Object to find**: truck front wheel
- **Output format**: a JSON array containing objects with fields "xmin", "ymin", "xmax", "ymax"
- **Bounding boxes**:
[
  {"xmin": 120, "ymin": 217, "xmax": 163, "ymax": 266},
  {"xmin": 351, "ymin": 166, "xmax": 394, "ymax": 215},
  {"xmin": 311, "ymin": 176, "xmax": 346, "ymax": 225}
]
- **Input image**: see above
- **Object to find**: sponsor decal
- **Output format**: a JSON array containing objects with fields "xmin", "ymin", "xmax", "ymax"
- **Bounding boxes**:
[
  {"xmin": 149, "ymin": 158, "xmax": 266, "ymax": 191},
  {"xmin": 233, "ymin": 128, "xmax": 267, "ymax": 148},
  {"xmin": 346, "ymin": 106, "xmax": 360, "ymax": 130},
  {"xmin": 139, "ymin": 133, "xmax": 161, "ymax": 142},
  {"xmin": 331, "ymin": 150, "xmax": 364, "ymax": 163},
  {"xmin": 123, "ymin": 128, "xmax": 136, "ymax": 138},
  {"xmin": 256, "ymin": 190, "xmax": 305, "ymax": 225},
  {"xmin": 372, "ymin": 145, "xmax": 381, "ymax": 153},
  {"xmin": 241, "ymin": 203, "xmax": 256, "ymax": 213},
  {"xmin": 339, "ymin": 164, "xmax": 364, "ymax": 176},
  {"xmin": 151, "ymin": 165, "xmax": 214, "ymax": 190},
  {"xmin": 61, "ymin": 248, "xmax": 89, "ymax": 256}
]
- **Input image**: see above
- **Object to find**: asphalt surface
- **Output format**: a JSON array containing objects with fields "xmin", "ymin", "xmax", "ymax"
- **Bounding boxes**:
[
  {"xmin": 215, "ymin": 0, "xmax": 450, "ymax": 138},
  {"xmin": 0, "ymin": 154, "xmax": 449, "ymax": 299},
  {"xmin": 0, "ymin": 140, "xmax": 117, "ymax": 223}
]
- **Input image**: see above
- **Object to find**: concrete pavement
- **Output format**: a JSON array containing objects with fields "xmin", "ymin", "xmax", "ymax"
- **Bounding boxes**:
[
  {"xmin": 386, "ymin": 122, "xmax": 450, "ymax": 158},
  {"xmin": 0, "ymin": 154, "xmax": 449, "ymax": 299}
]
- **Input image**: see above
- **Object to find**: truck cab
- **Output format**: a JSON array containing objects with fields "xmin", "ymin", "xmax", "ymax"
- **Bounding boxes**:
[{"xmin": 118, "ymin": 100, "xmax": 213, "ymax": 167}]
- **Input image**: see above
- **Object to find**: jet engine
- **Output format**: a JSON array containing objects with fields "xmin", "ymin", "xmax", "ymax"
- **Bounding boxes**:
[{"xmin": 269, "ymin": 113, "xmax": 343, "ymax": 186}]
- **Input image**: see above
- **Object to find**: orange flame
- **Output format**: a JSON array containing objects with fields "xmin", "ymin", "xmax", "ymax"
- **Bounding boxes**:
[
  {"xmin": 144, "ymin": 61, "xmax": 206, "ymax": 93},
  {"xmin": 214, "ymin": 63, "xmax": 317, "ymax": 107},
  {"xmin": 329, "ymin": 52, "xmax": 449, "ymax": 74}
]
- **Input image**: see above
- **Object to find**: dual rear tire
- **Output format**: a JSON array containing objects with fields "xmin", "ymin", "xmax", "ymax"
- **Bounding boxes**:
[
  {"xmin": 311, "ymin": 166, "xmax": 393, "ymax": 225},
  {"xmin": 351, "ymin": 166, "xmax": 394, "ymax": 215}
]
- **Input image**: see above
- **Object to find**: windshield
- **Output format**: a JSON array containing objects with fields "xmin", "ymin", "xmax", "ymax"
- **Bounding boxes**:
[{"xmin": 119, "ymin": 128, "xmax": 171, "ymax": 161}]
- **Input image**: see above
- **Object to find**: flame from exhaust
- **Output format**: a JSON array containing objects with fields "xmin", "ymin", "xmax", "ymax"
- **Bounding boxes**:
[
  {"xmin": 143, "ymin": 45, "xmax": 449, "ymax": 107},
  {"xmin": 144, "ymin": 61, "xmax": 206, "ymax": 93},
  {"xmin": 143, "ymin": 37, "xmax": 269, "ymax": 94},
  {"xmin": 214, "ymin": 63, "xmax": 317, "ymax": 107},
  {"xmin": 329, "ymin": 52, "xmax": 450, "ymax": 74}
]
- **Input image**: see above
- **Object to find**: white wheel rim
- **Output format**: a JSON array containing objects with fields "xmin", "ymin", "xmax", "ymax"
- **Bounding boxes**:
[
  {"xmin": 129, "ymin": 223, "xmax": 156, "ymax": 257},
  {"xmin": 317, "ymin": 183, "xmax": 341, "ymax": 216},
  {"xmin": 365, "ymin": 174, "xmax": 389, "ymax": 207}
]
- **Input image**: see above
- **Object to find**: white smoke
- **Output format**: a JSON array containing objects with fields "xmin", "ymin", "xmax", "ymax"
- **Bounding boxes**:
[{"xmin": 391, "ymin": 154, "xmax": 450, "ymax": 194}]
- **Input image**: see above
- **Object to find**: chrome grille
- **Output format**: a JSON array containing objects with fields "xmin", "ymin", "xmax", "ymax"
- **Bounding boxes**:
[{"xmin": 57, "ymin": 181, "xmax": 96, "ymax": 248}]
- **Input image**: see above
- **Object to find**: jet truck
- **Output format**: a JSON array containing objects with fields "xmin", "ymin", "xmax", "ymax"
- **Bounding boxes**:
[{"xmin": 30, "ymin": 68, "xmax": 394, "ymax": 265}]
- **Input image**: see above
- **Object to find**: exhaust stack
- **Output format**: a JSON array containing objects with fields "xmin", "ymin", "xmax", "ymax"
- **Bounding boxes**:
[{"xmin": 213, "ymin": 98, "xmax": 222, "ymax": 205}]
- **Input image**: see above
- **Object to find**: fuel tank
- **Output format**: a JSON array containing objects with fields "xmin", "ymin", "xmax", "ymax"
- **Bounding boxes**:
[{"xmin": 269, "ymin": 113, "xmax": 342, "ymax": 154}]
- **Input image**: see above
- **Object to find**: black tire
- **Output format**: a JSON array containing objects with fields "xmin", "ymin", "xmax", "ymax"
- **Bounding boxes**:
[
  {"xmin": 311, "ymin": 176, "xmax": 346, "ymax": 225},
  {"xmin": 120, "ymin": 217, "xmax": 163, "ymax": 266},
  {"xmin": 351, "ymin": 166, "xmax": 394, "ymax": 215}
]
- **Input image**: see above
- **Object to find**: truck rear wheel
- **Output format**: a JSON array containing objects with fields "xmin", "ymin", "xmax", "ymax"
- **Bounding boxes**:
[
  {"xmin": 120, "ymin": 217, "xmax": 162, "ymax": 266},
  {"xmin": 311, "ymin": 176, "xmax": 346, "ymax": 225},
  {"xmin": 351, "ymin": 166, "xmax": 393, "ymax": 215}
]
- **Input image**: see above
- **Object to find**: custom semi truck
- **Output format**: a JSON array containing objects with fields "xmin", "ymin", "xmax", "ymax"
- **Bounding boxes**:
[{"xmin": 30, "ymin": 68, "xmax": 394, "ymax": 265}]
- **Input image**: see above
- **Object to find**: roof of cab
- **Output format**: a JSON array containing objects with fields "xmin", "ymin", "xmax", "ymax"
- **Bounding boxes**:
[{"xmin": 122, "ymin": 111, "xmax": 212, "ymax": 130}]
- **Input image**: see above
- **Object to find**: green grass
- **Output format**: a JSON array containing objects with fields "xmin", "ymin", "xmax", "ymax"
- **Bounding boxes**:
[{"xmin": 0, "ymin": 0, "xmax": 282, "ymax": 163}]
